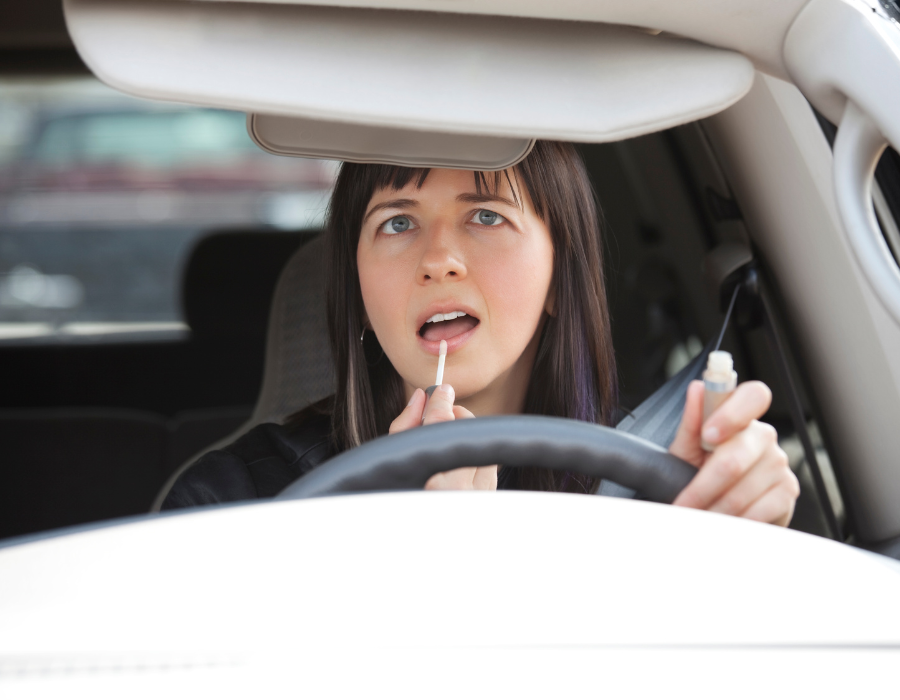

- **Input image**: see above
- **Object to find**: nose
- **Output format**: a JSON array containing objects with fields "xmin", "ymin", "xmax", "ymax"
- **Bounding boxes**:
[{"xmin": 416, "ymin": 221, "xmax": 467, "ymax": 284}]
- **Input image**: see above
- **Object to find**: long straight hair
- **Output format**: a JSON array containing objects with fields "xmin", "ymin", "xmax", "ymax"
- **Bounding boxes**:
[{"xmin": 323, "ymin": 141, "xmax": 617, "ymax": 493}]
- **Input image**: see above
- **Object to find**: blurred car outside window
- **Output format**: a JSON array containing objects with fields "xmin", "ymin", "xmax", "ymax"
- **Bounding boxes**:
[{"xmin": 0, "ymin": 77, "xmax": 336, "ymax": 344}]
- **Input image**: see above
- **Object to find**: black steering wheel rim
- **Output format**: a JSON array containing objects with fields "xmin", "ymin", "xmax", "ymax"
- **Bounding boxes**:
[{"xmin": 276, "ymin": 416, "xmax": 696, "ymax": 503}]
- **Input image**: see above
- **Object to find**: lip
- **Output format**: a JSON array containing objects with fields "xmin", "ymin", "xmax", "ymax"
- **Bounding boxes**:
[{"xmin": 415, "ymin": 301, "xmax": 481, "ymax": 356}]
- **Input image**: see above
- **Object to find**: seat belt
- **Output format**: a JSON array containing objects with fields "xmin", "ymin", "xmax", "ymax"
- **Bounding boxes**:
[
  {"xmin": 603, "ymin": 264, "xmax": 844, "ymax": 542},
  {"xmin": 598, "ymin": 286, "xmax": 740, "ymax": 498},
  {"xmin": 615, "ymin": 284, "xmax": 739, "ymax": 446}
]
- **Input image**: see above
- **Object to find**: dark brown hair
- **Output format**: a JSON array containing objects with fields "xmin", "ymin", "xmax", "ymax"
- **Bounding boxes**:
[{"xmin": 324, "ymin": 141, "xmax": 617, "ymax": 493}]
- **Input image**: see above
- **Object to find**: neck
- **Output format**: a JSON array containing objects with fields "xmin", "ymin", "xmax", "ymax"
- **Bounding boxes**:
[{"xmin": 456, "ymin": 361, "xmax": 532, "ymax": 417}]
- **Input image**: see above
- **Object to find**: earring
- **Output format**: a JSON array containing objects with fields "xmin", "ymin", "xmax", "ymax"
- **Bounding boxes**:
[{"xmin": 360, "ymin": 327, "xmax": 366, "ymax": 343}]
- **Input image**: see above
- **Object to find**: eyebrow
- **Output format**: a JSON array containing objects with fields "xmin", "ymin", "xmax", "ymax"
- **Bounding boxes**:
[
  {"xmin": 456, "ymin": 192, "xmax": 520, "ymax": 209},
  {"xmin": 363, "ymin": 198, "xmax": 419, "ymax": 224}
]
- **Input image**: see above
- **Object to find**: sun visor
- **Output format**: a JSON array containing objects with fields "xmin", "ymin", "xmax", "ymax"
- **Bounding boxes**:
[
  {"xmin": 64, "ymin": 0, "xmax": 755, "ymax": 167},
  {"xmin": 248, "ymin": 115, "xmax": 535, "ymax": 170}
]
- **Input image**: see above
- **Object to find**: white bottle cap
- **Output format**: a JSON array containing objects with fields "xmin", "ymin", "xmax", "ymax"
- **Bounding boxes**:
[{"xmin": 707, "ymin": 350, "xmax": 734, "ymax": 374}]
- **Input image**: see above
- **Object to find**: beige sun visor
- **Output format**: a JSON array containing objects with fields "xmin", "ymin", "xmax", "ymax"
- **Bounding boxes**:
[
  {"xmin": 64, "ymin": 0, "xmax": 757, "ymax": 169},
  {"xmin": 244, "ymin": 116, "xmax": 534, "ymax": 170}
]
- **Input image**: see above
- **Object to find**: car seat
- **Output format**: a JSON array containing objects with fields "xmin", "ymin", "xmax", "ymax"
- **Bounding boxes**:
[
  {"xmin": 151, "ymin": 234, "xmax": 334, "ymax": 510},
  {"xmin": 162, "ymin": 228, "xmax": 315, "ymax": 477}
]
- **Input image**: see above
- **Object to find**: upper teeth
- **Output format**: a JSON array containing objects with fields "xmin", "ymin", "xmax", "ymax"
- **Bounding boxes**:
[{"xmin": 426, "ymin": 311, "xmax": 467, "ymax": 324}]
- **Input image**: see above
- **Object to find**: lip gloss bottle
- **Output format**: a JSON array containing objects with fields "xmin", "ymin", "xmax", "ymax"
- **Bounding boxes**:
[{"xmin": 701, "ymin": 350, "xmax": 738, "ymax": 451}]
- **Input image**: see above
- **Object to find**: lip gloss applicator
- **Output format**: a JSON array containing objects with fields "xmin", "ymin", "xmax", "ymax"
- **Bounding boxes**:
[{"xmin": 424, "ymin": 339, "xmax": 447, "ymax": 399}]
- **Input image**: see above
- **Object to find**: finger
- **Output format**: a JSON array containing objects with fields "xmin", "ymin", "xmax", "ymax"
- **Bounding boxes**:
[
  {"xmin": 673, "ymin": 420, "xmax": 772, "ymax": 510},
  {"xmin": 738, "ymin": 480, "xmax": 800, "ymax": 527},
  {"xmin": 667, "ymin": 380, "xmax": 707, "ymax": 466},
  {"xmin": 422, "ymin": 384, "xmax": 456, "ymax": 425},
  {"xmin": 701, "ymin": 380, "xmax": 772, "ymax": 449},
  {"xmin": 425, "ymin": 467, "xmax": 478, "ymax": 490},
  {"xmin": 472, "ymin": 465, "xmax": 498, "ymax": 490},
  {"xmin": 452, "ymin": 404, "xmax": 497, "ymax": 489},
  {"xmin": 422, "ymin": 391, "xmax": 480, "ymax": 489},
  {"xmin": 707, "ymin": 441, "xmax": 792, "ymax": 516},
  {"xmin": 389, "ymin": 388, "xmax": 427, "ymax": 434},
  {"xmin": 453, "ymin": 405, "xmax": 475, "ymax": 420}
]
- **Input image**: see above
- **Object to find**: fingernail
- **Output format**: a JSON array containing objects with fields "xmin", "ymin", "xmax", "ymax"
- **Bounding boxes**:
[
  {"xmin": 407, "ymin": 389, "xmax": 420, "ymax": 407},
  {"xmin": 702, "ymin": 425, "xmax": 719, "ymax": 444},
  {"xmin": 439, "ymin": 384, "xmax": 454, "ymax": 400}
]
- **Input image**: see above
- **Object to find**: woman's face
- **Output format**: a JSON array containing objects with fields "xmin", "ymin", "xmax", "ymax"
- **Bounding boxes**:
[{"xmin": 356, "ymin": 168, "xmax": 555, "ymax": 412}]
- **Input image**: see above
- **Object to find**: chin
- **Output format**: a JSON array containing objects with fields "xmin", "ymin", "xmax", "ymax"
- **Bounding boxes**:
[{"xmin": 446, "ymin": 376, "xmax": 495, "ymax": 402}]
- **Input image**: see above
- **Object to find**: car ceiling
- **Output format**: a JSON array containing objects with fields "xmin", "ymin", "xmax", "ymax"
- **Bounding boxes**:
[{"xmin": 0, "ymin": 0, "xmax": 87, "ymax": 74}]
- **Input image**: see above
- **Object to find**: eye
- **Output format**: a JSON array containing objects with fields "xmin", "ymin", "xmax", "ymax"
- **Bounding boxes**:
[
  {"xmin": 380, "ymin": 215, "xmax": 413, "ymax": 234},
  {"xmin": 471, "ymin": 209, "xmax": 504, "ymax": 226}
]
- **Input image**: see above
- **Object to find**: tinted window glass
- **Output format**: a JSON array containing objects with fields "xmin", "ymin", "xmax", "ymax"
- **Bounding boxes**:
[{"xmin": 0, "ymin": 77, "xmax": 336, "ymax": 343}]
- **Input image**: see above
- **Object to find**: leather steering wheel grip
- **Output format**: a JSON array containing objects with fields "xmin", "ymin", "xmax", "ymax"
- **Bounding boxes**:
[{"xmin": 276, "ymin": 416, "xmax": 697, "ymax": 503}]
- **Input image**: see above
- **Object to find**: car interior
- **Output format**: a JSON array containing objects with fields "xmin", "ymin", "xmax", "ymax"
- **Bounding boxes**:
[{"xmin": 1, "ymin": 0, "xmax": 900, "ymax": 562}]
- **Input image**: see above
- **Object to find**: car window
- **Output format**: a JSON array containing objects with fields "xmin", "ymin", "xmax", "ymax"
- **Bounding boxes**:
[{"xmin": 0, "ymin": 77, "xmax": 336, "ymax": 344}]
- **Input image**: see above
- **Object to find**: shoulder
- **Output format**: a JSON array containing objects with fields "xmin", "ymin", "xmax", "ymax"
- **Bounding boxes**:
[{"xmin": 161, "ymin": 413, "xmax": 335, "ymax": 510}]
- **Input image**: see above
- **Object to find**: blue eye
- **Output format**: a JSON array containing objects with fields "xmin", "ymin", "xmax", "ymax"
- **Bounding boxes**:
[
  {"xmin": 381, "ymin": 216, "xmax": 411, "ymax": 234},
  {"xmin": 472, "ymin": 209, "xmax": 504, "ymax": 226}
]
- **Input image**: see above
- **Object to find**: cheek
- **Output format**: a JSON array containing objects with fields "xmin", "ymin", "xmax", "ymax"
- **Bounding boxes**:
[
  {"xmin": 478, "ymin": 238, "xmax": 553, "ymax": 343},
  {"xmin": 357, "ymin": 248, "xmax": 410, "ymax": 337}
]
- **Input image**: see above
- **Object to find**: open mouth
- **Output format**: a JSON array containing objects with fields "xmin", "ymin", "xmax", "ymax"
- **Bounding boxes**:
[{"xmin": 418, "ymin": 311, "xmax": 480, "ymax": 342}]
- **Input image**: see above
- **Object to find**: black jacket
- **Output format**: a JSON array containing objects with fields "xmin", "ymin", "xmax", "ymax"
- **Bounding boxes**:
[{"xmin": 161, "ymin": 414, "xmax": 335, "ymax": 510}]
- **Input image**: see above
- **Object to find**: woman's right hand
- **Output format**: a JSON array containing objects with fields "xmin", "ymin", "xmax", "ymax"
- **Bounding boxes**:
[{"xmin": 389, "ymin": 385, "xmax": 498, "ymax": 490}]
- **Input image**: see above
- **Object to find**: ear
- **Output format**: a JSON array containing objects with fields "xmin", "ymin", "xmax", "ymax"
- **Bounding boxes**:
[{"xmin": 544, "ymin": 282, "xmax": 557, "ymax": 318}]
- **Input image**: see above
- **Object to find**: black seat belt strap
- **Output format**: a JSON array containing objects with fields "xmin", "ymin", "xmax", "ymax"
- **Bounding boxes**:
[
  {"xmin": 601, "ymin": 287, "xmax": 739, "ymax": 498},
  {"xmin": 608, "ymin": 264, "xmax": 845, "ymax": 542},
  {"xmin": 615, "ymin": 284, "xmax": 740, "ymax": 448}
]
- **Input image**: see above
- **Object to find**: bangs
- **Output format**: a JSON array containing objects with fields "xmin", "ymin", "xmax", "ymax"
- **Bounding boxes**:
[
  {"xmin": 347, "ymin": 163, "xmax": 526, "ymax": 213},
  {"xmin": 368, "ymin": 165, "xmax": 432, "ymax": 192},
  {"xmin": 473, "ymin": 170, "xmax": 523, "ymax": 210}
]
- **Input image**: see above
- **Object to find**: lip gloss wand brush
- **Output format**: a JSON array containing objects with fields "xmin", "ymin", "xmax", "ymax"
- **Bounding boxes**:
[{"xmin": 425, "ymin": 339, "xmax": 447, "ymax": 399}]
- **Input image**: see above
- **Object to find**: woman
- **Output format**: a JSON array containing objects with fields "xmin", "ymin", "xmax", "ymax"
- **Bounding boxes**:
[{"xmin": 163, "ymin": 141, "xmax": 799, "ymax": 525}]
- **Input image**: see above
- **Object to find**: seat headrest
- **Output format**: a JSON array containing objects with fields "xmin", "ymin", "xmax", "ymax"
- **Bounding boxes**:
[
  {"xmin": 182, "ymin": 231, "xmax": 310, "ymax": 337},
  {"xmin": 152, "ymin": 233, "xmax": 334, "ymax": 511},
  {"xmin": 251, "ymin": 234, "xmax": 334, "ymax": 425}
]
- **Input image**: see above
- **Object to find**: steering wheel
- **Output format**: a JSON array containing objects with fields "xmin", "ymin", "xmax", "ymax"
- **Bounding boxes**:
[{"xmin": 276, "ymin": 416, "xmax": 696, "ymax": 503}]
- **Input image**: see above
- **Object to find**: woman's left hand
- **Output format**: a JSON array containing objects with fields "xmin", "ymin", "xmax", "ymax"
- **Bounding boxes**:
[
  {"xmin": 390, "ymin": 386, "xmax": 498, "ymax": 491},
  {"xmin": 668, "ymin": 380, "xmax": 799, "ymax": 527}
]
